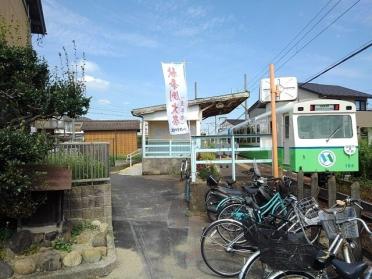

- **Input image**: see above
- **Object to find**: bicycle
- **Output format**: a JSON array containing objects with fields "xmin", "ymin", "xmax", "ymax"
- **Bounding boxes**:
[
  {"xmin": 239, "ymin": 198, "xmax": 371, "ymax": 279},
  {"xmin": 200, "ymin": 195, "xmax": 318, "ymax": 277}
]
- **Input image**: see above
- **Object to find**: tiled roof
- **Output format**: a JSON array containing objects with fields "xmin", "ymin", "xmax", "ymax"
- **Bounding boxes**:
[
  {"xmin": 299, "ymin": 83, "xmax": 372, "ymax": 98},
  {"xmin": 81, "ymin": 120, "xmax": 140, "ymax": 131}
]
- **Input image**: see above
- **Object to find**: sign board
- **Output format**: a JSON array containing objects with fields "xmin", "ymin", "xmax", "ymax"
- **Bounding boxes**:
[
  {"xmin": 259, "ymin": 77, "xmax": 298, "ymax": 103},
  {"xmin": 161, "ymin": 63, "xmax": 189, "ymax": 135}
]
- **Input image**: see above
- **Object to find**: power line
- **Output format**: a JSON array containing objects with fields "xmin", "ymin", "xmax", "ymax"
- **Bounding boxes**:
[
  {"xmin": 248, "ymin": 0, "xmax": 337, "ymax": 88},
  {"xmin": 276, "ymin": 0, "xmax": 361, "ymax": 72},
  {"xmin": 302, "ymin": 39, "xmax": 372, "ymax": 85}
]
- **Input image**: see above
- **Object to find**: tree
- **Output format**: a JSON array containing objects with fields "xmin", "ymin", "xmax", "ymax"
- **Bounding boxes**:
[{"xmin": 0, "ymin": 23, "xmax": 90, "ymax": 219}]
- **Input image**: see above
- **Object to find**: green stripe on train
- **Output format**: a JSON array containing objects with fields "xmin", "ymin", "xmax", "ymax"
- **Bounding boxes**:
[{"xmin": 289, "ymin": 147, "xmax": 358, "ymax": 172}]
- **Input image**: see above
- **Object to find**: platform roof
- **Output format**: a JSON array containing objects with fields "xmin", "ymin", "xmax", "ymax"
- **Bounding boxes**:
[{"xmin": 131, "ymin": 91, "xmax": 249, "ymax": 120}]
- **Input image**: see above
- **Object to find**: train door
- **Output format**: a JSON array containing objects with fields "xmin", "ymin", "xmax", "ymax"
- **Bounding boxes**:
[{"xmin": 283, "ymin": 114, "xmax": 290, "ymax": 165}]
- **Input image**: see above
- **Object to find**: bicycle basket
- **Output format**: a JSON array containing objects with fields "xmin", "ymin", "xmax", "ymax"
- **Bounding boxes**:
[
  {"xmin": 295, "ymin": 197, "xmax": 320, "ymax": 226},
  {"xmin": 255, "ymin": 226, "xmax": 319, "ymax": 271},
  {"xmin": 319, "ymin": 206, "xmax": 359, "ymax": 239}
]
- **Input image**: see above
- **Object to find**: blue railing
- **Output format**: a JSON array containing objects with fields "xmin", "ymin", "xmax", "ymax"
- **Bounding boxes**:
[{"xmin": 144, "ymin": 139, "xmax": 191, "ymax": 158}]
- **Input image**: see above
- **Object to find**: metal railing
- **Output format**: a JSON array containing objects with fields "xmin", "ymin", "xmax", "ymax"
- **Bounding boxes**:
[
  {"xmin": 126, "ymin": 148, "xmax": 142, "ymax": 167},
  {"xmin": 144, "ymin": 139, "xmax": 191, "ymax": 158},
  {"xmin": 47, "ymin": 142, "xmax": 110, "ymax": 184},
  {"xmin": 191, "ymin": 134, "xmax": 272, "ymax": 182}
]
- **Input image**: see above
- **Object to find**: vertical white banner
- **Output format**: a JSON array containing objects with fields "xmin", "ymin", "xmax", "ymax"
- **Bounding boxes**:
[{"xmin": 161, "ymin": 63, "xmax": 189, "ymax": 135}]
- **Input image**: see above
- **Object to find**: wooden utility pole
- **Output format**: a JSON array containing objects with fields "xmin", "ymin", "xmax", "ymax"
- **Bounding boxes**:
[{"xmin": 269, "ymin": 64, "xmax": 279, "ymax": 178}]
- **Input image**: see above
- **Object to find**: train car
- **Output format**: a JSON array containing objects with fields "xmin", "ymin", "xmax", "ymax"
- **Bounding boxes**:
[{"xmin": 231, "ymin": 99, "xmax": 358, "ymax": 173}]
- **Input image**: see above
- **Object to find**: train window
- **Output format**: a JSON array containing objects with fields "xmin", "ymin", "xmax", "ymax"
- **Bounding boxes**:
[
  {"xmin": 297, "ymin": 115, "xmax": 352, "ymax": 139},
  {"xmin": 284, "ymin": 116, "xmax": 289, "ymax": 139}
]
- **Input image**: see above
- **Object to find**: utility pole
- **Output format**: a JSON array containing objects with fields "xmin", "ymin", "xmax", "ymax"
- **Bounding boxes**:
[{"xmin": 270, "ymin": 64, "xmax": 279, "ymax": 178}]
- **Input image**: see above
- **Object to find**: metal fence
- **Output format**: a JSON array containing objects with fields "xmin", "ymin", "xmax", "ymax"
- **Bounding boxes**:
[
  {"xmin": 191, "ymin": 134, "xmax": 272, "ymax": 182},
  {"xmin": 47, "ymin": 142, "xmax": 110, "ymax": 184},
  {"xmin": 144, "ymin": 139, "xmax": 190, "ymax": 158}
]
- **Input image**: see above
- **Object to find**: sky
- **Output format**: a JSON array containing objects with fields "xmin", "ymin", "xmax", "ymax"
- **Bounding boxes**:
[{"xmin": 33, "ymin": 0, "xmax": 372, "ymax": 132}]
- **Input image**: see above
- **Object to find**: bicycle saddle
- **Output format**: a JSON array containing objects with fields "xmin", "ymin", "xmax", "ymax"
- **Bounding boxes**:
[
  {"xmin": 331, "ymin": 259, "xmax": 368, "ymax": 279},
  {"xmin": 225, "ymin": 179, "xmax": 236, "ymax": 186}
]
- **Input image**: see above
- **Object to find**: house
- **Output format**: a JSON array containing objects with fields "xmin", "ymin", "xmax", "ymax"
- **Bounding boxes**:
[
  {"xmin": 81, "ymin": 120, "xmax": 140, "ymax": 157},
  {"xmin": 219, "ymin": 119, "xmax": 245, "ymax": 134},
  {"xmin": 0, "ymin": 0, "xmax": 46, "ymax": 46},
  {"xmin": 131, "ymin": 91, "xmax": 249, "ymax": 174},
  {"xmin": 247, "ymin": 82, "xmax": 372, "ymax": 143}
]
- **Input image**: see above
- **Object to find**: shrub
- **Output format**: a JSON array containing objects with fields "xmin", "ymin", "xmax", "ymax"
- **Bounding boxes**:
[
  {"xmin": 198, "ymin": 164, "xmax": 220, "ymax": 180},
  {"xmin": 357, "ymin": 139, "xmax": 372, "ymax": 180}
]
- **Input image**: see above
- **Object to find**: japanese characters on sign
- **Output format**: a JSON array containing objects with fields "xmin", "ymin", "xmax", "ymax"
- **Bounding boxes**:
[{"xmin": 161, "ymin": 63, "xmax": 189, "ymax": 135}]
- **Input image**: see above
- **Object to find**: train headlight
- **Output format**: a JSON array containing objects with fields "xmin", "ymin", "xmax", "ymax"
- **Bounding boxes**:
[{"xmin": 344, "ymin": 145, "xmax": 356, "ymax": 155}]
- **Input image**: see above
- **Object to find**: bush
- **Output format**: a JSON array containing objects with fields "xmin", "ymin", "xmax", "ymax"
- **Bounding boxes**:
[
  {"xmin": 198, "ymin": 164, "xmax": 220, "ymax": 180},
  {"xmin": 357, "ymin": 139, "xmax": 372, "ymax": 180},
  {"xmin": 198, "ymin": 152, "xmax": 216, "ymax": 161}
]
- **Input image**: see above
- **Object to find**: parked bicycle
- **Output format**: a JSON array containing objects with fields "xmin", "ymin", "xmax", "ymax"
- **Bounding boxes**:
[
  {"xmin": 200, "ymin": 191, "xmax": 321, "ymax": 277},
  {"xmin": 239, "ymin": 198, "xmax": 371, "ymax": 279}
]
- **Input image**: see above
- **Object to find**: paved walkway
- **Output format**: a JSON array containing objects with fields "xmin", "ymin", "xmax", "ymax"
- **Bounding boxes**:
[
  {"xmin": 117, "ymin": 163, "xmax": 143, "ymax": 176},
  {"xmin": 107, "ymin": 174, "xmax": 219, "ymax": 279}
]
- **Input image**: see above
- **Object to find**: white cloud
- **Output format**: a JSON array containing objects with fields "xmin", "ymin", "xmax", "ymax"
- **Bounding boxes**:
[
  {"xmin": 42, "ymin": 0, "xmax": 159, "ymax": 57},
  {"xmin": 84, "ymin": 75, "xmax": 110, "ymax": 91},
  {"xmin": 187, "ymin": 6, "xmax": 206, "ymax": 18},
  {"xmin": 98, "ymin": 99, "xmax": 111, "ymax": 105}
]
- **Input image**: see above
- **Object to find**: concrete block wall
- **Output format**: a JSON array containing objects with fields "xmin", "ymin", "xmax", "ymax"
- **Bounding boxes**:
[
  {"xmin": 142, "ymin": 158, "xmax": 184, "ymax": 175},
  {"xmin": 64, "ymin": 184, "xmax": 112, "ymax": 228}
]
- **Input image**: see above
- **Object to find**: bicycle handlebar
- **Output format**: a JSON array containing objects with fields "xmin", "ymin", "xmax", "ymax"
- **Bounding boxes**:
[{"xmin": 347, "ymin": 217, "xmax": 372, "ymax": 235}]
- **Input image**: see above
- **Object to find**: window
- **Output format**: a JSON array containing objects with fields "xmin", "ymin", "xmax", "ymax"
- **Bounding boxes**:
[
  {"xmin": 284, "ymin": 115, "xmax": 289, "ymax": 139},
  {"xmin": 256, "ymin": 124, "xmax": 260, "ymax": 134},
  {"xmin": 355, "ymin": 100, "xmax": 366, "ymax": 111},
  {"xmin": 297, "ymin": 115, "xmax": 352, "ymax": 139}
]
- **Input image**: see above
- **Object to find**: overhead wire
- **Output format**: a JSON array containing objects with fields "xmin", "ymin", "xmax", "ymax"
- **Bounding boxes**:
[
  {"xmin": 248, "ymin": 0, "xmax": 360, "ymax": 96},
  {"xmin": 276, "ymin": 0, "xmax": 361, "ymax": 73},
  {"xmin": 302, "ymin": 39, "xmax": 372, "ymax": 85},
  {"xmin": 248, "ymin": 0, "xmax": 338, "ymax": 89}
]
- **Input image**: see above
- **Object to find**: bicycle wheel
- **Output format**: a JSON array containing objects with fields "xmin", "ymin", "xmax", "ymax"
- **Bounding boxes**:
[
  {"xmin": 218, "ymin": 203, "xmax": 252, "ymax": 222},
  {"xmin": 201, "ymin": 219, "xmax": 255, "ymax": 277},
  {"xmin": 239, "ymin": 251, "xmax": 271, "ymax": 279},
  {"xmin": 285, "ymin": 209, "xmax": 321, "ymax": 244},
  {"xmin": 266, "ymin": 271, "xmax": 316, "ymax": 279},
  {"xmin": 205, "ymin": 190, "xmax": 223, "ymax": 221}
]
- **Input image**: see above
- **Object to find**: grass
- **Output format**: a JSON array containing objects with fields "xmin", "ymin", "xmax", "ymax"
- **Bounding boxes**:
[
  {"xmin": 45, "ymin": 152, "xmax": 108, "ymax": 181},
  {"xmin": 71, "ymin": 221, "xmax": 99, "ymax": 239},
  {"xmin": 53, "ymin": 238, "xmax": 72, "ymax": 253}
]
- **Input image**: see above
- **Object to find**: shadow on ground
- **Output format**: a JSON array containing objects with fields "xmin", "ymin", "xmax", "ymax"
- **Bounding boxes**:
[{"xmin": 106, "ymin": 175, "xmax": 219, "ymax": 279}]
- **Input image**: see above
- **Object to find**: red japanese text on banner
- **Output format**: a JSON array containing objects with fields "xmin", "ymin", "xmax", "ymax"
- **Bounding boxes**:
[{"xmin": 161, "ymin": 63, "xmax": 189, "ymax": 135}]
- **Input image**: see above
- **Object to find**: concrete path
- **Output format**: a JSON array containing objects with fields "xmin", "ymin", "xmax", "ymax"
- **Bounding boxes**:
[
  {"xmin": 107, "ymin": 174, "xmax": 220, "ymax": 279},
  {"xmin": 117, "ymin": 163, "xmax": 143, "ymax": 176}
]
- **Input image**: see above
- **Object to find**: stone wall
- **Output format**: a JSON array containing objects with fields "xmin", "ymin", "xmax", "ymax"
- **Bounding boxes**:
[
  {"xmin": 64, "ymin": 184, "xmax": 112, "ymax": 228},
  {"xmin": 142, "ymin": 158, "xmax": 183, "ymax": 175}
]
